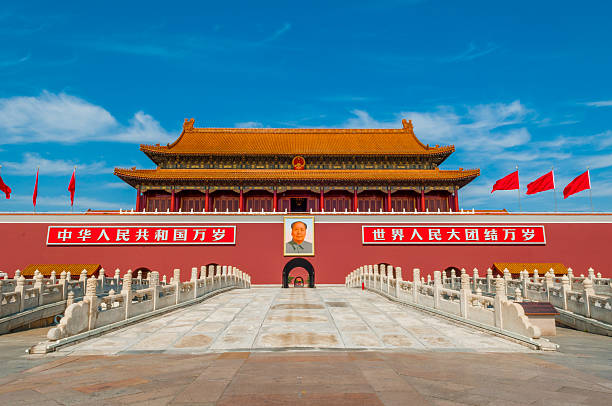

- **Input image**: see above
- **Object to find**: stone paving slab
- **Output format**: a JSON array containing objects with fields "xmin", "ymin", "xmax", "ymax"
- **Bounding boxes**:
[
  {"xmin": 56, "ymin": 287, "xmax": 531, "ymax": 355},
  {"xmin": 0, "ymin": 351, "xmax": 610, "ymax": 405}
]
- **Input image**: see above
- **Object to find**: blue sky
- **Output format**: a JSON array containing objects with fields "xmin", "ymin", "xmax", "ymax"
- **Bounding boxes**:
[{"xmin": 1, "ymin": 0, "xmax": 611, "ymax": 212}]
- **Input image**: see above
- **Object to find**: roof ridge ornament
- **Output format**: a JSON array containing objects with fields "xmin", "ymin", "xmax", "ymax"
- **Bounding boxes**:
[
  {"xmin": 401, "ymin": 119, "xmax": 413, "ymax": 131},
  {"xmin": 183, "ymin": 118, "xmax": 195, "ymax": 130}
]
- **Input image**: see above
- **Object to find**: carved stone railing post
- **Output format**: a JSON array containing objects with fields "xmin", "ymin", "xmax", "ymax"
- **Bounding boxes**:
[
  {"xmin": 98, "ymin": 268, "xmax": 105, "ymax": 293},
  {"xmin": 122, "ymin": 272, "xmax": 133, "ymax": 319},
  {"xmin": 395, "ymin": 267, "xmax": 402, "ymax": 298},
  {"xmin": 85, "ymin": 276, "xmax": 99, "ymax": 330},
  {"xmin": 583, "ymin": 278, "xmax": 595, "ymax": 317},
  {"xmin": 588, "ymin": 268, "xmax": 595, "ymax": 281},
  {"xmin": 216, "ymin": 265, "xmax": 222, "ymax": 289},
  {"xmin": 494, "ymin": 277, "xmax": 506, "ymax": 328},
  {"xmin": 560, "ymin": 276, "xmax": 570, "ymax": 310},
  {"xmin": 533, "ymin": 269, "xmax": 539, "ymax": 283},
  {"xmin": 50, "ymin": 270, "xmax": 57, "ymax": 285},
  {"xmin": 79, "ymin": 270, "xmax": 87, "ymax": 293},
  {"xmin": 59, "ymin": 271, "xmax": 67, "ymax": 300},
  {"xmin": 15, "ymin": 276, "xmax": 26, "ymax": 313},
  {"xmin": 514, "ymin": 287, "xmax": 522, "ymax": 302},
  {"xmin": 566, "ymin": 268, "xmax": 573, "ymax": 290},
  {"xmin": 412, "ymin": 268, "xmax": 420, "ymax": 303},
  {"xmin": 173, "ymin": 269, "xmax": 181, "ymax": 304},
  {"xmin": 191, "ymin": 267, "xmax": 198, "ymax": 299},
  {"xmin": 486, "ymin": 268, "xmax": 493, "ymax": 293},
  {"xmin": 386, "ymin": 265, "xmax": 392, "ymax": 294},
  {"xmin": 34, "ymin": 272, "xmax": 45, "ymax": 306},
  {"xmin": 472, "ymin": 268, "xmax": 479, "ymax": 291},
  {"xmin": 136, "ymin": 270, "xmax": 143, "ymax": 288},
  {"xmin": 114, "ymin": 268, "xmax": 121, "ymax": 289},
  {"xmin": 450, "ymin": 269, "xmax": 456, "ymax": 289},
  {"xmin": 150, "ymin": 271, "xmax": 160, "ymax": 310},
  {"xmin": 545, "ymin": 272, "xmax": 554, "ymax": 301},
  {"xmin": 433, "ymin": 270, "xmax": 441, "ymax": 309},
  {"xmin": 460, "ymin": 273, "xmax": 470, "ymax": 318},
  {"xmin": 521, "ymin": 273, "xmax": 528, "ymax": 299}
]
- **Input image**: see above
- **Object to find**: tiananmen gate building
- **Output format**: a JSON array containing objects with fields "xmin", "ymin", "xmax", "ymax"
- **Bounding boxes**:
[{"xmin": 114, "ymin": 118, "xmax": 479, "ymax": 214}]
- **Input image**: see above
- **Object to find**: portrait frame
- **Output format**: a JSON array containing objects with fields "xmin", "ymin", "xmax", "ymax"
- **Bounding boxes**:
[{"xmin": 283, "ymin": 216, "xmax": 315, "ymax": 256}]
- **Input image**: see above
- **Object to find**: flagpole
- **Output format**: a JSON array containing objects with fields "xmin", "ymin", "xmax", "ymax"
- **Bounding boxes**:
[
  {"xmin": 34, "ymin": 167, "xmax": 38, "ymax": 214},
  {"xmin": 516, "ymin": 165, "xmax": 521, "ymax": 212},
  {"xmin": 552, "ymin": 166, "xmax": 557, "ymax": 212},
  {"xmin": 71, "ymin": 166, "xmax": 75, "ymax": 213},
  {"xmin": 588, "ymin": 167, "xmax": 593, "ymax": 213}
]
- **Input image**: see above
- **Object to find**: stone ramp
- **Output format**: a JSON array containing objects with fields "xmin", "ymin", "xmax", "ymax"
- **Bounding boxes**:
[{"xmin": 58, "ymin": 287, "xmax": 530, "ymax": 354}]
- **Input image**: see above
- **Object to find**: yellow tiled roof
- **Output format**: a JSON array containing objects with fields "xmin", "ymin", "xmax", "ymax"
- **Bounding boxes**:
[
  {"xmin": 21, "ymin": 264, "xmax": 101, "ymax": 277},
  {"xmin": 492, "ymin": 263, "xmax": 568, "ymax": 275},
  {"xmin": 140, "ymin": 119, "xmax": 455, "ymax": 157},
  {"xmin": 114, "ymin": 168, "xmax": 480, "ymax": 184}
]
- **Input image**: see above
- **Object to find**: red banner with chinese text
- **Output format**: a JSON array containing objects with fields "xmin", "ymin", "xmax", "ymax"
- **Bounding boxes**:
[
  {"xmin": 362, "ymin": 225, "xmax": 545, "ymax": 245},
  {"xmin": 47, "ymin": 225, "xmax": 236, "ymax": 245}
]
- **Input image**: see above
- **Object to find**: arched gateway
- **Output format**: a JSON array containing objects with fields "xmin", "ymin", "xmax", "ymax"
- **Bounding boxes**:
[{"xmin": 282, "ymin": 258, "xmax": 315, "ymax": 288}]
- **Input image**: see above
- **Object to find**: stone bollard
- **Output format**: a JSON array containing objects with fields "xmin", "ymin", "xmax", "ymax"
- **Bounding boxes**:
[
  {"xmin": 412, "ymin": 268, "xmax": 420, "ymax": 303},
  {"xmin": 486, "ymin": 268, "xmax": 493, "ymax": 293},
  {"xmin": 583, "ymin": 278, "xmax": 595, "ymax": 317},
  {"xmin": 433, "ymin": 270, "xmax": 441, "ymax": 309},
  {"xmin": 560, "ymin": 275, "xmax": 570, "ymax": 310},
  {"xmin": 460, "ymin": 273, "xmax": 470, "ymax": 318},
  {"xmin": 15, "ymin": 276, "xmax": 26, "ymax": 312},
  {"xmin": 494, "ymin": 277, "xmax": 506, "ymax": 328},
  {"xmin": 85, "ymin": 276, "xmax": 99, "ymax": 330}
]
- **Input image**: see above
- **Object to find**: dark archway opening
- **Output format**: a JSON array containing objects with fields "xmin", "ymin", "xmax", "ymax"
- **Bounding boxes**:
[{"xmin": 282, "ymin": 258, "xmax": 315, "ymax": 288}]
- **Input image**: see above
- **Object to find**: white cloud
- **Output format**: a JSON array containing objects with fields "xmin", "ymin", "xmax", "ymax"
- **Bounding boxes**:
[
  {"xmin": 261, "ymin": 23, "xmax": 292, "ymax": 43},
  {"xmin": 342, "ymin": 100, "xmax": 532, "ymax": 153},
  {"xmin": 235, "ymin": 121, "xmax": 264, "ymax": 128},
  {"xmin": 583, "ymin": 100, "xmax": 612, "ymax": 107},
  {"xmin": 2, "ymin": 153, "xmax": 112, "ymax": 176},
  {"xmin": 442, "ymin": 42, "xmax": 499, "ymax": 63},
  {"xmin": 0, "ymin": 91, "xmax": 174, "ymax": 145}
]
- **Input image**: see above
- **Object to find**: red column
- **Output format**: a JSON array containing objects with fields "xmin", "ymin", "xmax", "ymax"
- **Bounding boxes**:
[
  {"xmin": 142, "ymin": 193, "xmax": 147, "ymax": 212},
  {"xmin": 205, "ymin": 190, "xmax": 209, "ymax": 212},
  {"xmin": 454, "ymin": 190, "xmax": 459, "ymax": 211},
  {"xmin": 239, "ymin": 189, "xmax": 244, "ymax": 212},
  {"xmin": 136, "ymin": 187, "xmax": 141, "ymax": 211},
  {"xmin": 420, "ymin": 189, "xmax": 425, "ymax": 212},
  {"xmin": 387, "ymin": 190, "xmax": 392, "ymax": 212},
  {"xmin": 273, "ymin": 190, "xmax": 278, "ymax": 212},
  {"xmin": 353, "ymin": 189, "xmax": 358, "ymax": 212},
  {"xmin": 319, "ymin": 190, "xmax": 324, "ymax": 212},
  {"xmin": 170, "ymin": 190, "xmax": 175, "ymax": 212}
]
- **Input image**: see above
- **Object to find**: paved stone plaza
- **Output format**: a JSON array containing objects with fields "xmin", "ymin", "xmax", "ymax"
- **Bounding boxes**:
[
  {"xmin": 58, "ymin": 287, "xmax": 529, "ymax": 354},
  {"xmin": 0, "ymin": 287, "xmax": 610, "ymax": 405}
]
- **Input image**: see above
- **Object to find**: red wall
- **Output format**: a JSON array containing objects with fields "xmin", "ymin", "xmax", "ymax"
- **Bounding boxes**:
[{"xmin": 1, "ymin": 220, "xmax": 611, "ymax": 282}]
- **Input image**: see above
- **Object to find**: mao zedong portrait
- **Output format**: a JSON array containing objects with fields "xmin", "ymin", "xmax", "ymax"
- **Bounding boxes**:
[{"xmin": 285, "ymin": 221, "xmax": 313, "ymax": 254}]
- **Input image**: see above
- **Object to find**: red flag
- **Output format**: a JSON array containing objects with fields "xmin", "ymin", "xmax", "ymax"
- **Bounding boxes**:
[
  {"xmin": 68, "ymin": 169, "xmax": 76, "ymax": 206},
  {"xmin": 563, "ymin": 170, "xmax": 591, "ymax": 199},
  {"xmin": 0, "ymin": 174, "xmax": 11, "ymax": 199},
  {"xmin": 491, "ymin": 171, "xmax": 519, "ymax": 193},
  {"xmin": 526, "ymin": 171, "xmax": 555, "ymax": 195},
  {"xmin": 33, "ymin": 168, "xmax": 39, "ymax": 207}
]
